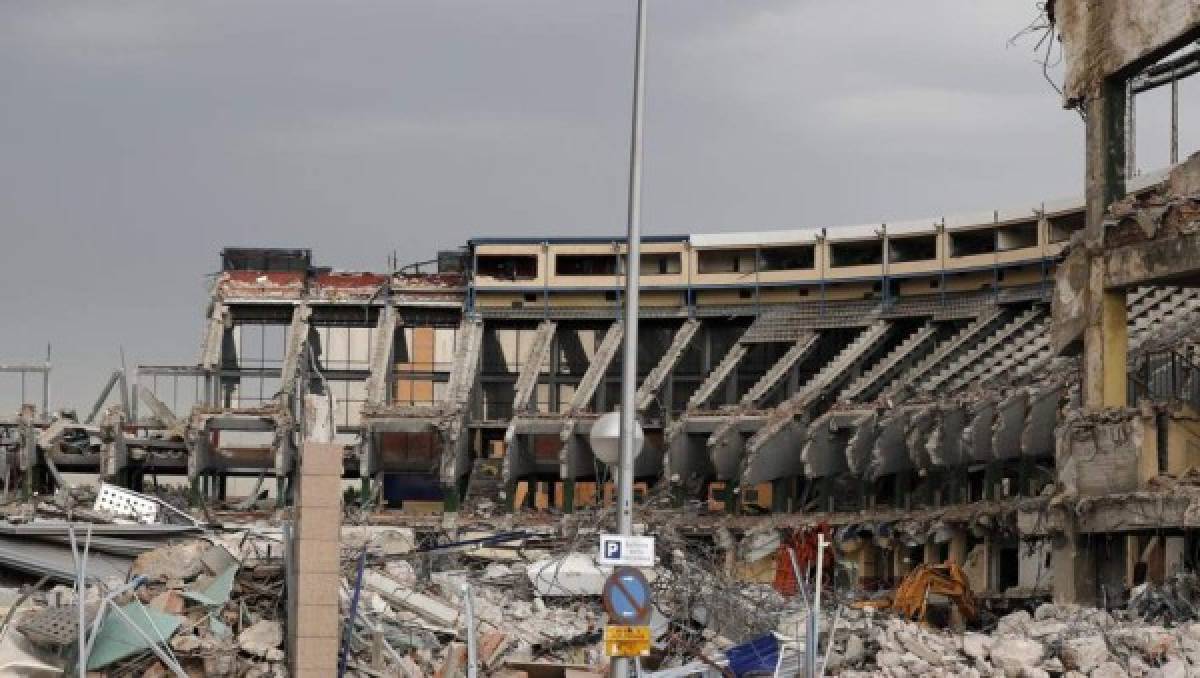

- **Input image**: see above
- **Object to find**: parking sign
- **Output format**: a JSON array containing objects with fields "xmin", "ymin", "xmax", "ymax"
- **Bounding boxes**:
[{"xmin": 597, "ymin": 535, "xmax": 655, "ymax": 567}]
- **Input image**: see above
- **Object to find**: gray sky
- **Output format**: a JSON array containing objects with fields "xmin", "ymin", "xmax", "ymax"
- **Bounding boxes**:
[{"xmin": 1, "ymin": 1, "xmax": 1196, "ymax": 412}]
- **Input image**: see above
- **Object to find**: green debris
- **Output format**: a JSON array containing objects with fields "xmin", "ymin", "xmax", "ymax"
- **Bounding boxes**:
[
  {"xmin": 181, "ymin": 564, "xmax": 238, "ymax": 607},
  {"xmin": 86, "ymin": 602, "xmax": 182, "ymax": 670}
]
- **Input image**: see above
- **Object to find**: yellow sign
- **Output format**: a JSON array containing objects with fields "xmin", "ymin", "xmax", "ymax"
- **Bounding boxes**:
[{"xmin": 604, "ymin": 625, "xmax": 651, "ymax": 657}]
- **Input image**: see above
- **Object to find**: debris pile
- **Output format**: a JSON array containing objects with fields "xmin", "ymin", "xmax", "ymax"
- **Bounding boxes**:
[{"xmin": 831, "ymin": 603, "xmax": 1200, "ymax": 677}]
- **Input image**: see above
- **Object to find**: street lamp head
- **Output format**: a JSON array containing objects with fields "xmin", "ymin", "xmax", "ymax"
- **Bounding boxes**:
[{"xmin": 589, "ymin": 409, "xmax": 645, "ymax": 466}]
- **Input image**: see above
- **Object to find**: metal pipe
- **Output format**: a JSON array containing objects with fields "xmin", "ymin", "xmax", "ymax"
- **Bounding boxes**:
[
  {"xmin": 617, "ymin": 0, "xmax": 648, "ymax": 540},
  {"xmin": 464, "ymin": 583, "xmax": 479, "ymax": 678},
  {"xmin": 1171, "ymin": 76, "xmax": 1179, "ymax": 165},
  {"xmin": 808, "ymin": 534, "xmax": 827, "ymax": 677},
  {"xmin": 79, "ymin": 524, "xmax": 92, "ymax": 678},
  {"xmin": 339, "ymin": 548, "xmax": 368, "ymax": 678},
  {"xmin": 614, "ymin": 2, "xmax": 647, "ymax": 676}
]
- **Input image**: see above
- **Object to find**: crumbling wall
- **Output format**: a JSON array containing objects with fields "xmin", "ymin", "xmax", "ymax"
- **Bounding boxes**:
[
  {"xmin": 1054, "ymin": 0, "xmax": 1200, "ymax": 103},
  {"xmin": 1057, "ymin": 410, "xmax": 1144, "ymax": 496}
]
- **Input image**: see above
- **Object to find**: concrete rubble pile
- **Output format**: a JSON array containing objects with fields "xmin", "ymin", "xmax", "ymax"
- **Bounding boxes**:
[
  {"xmin": 826, "ymin": 602, "xmax": 1200, "ymax": 678},
  {"xmin": 0, "ymin": 520, "xmax": 290, "ymax": 675}
]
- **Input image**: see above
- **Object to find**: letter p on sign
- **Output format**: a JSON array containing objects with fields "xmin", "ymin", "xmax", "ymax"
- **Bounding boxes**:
[{"xmin": 604, "ymin": 539, "xmax": 622, "ymax": 560}]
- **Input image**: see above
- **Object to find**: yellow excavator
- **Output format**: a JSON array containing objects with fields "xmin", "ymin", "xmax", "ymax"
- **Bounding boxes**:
[{"xmin": 854, "ymin": 563, "xmax": 978, "ymax": 627}]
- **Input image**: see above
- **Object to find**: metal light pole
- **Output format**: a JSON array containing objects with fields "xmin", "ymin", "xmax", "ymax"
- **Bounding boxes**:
[{"xmin": 614, "ymin": 0, "xmax": 647, "ymax": 676}]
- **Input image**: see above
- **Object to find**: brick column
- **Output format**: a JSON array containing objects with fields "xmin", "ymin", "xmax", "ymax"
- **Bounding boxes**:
[{"xmin": 289, "ymin": 441, "xmax": 343, "ymax": 677}]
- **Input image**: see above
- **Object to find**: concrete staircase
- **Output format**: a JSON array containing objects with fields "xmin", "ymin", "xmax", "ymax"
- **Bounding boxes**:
[
  {"xmin": 279, "ymin": 303, "xmax": 313, "ymax": 398},
  {"xmin": 566, "ymin": 321, "xmax": 624, "ymax": 414},
  {"xmin": 739, "ymin": 333, "xmax": 819, "ymax": 406},
  {"xmin": 199, "ymin": 302, "xmax": 228, "ymax": 370},
  {"xmin": 1130, "ymin": 287, "xmax": 1200, "ymax": 347},
  {"xmin": 462, "ymin": 457, "xmax": 505, "ymax": 512},
  {"xmin": 887, "ymin": 308, "xmax": 1006, "ymax": 396},
  {"xmin": 444, "ymin": 316, "xmax": 485, "ymax": 409},
  {"xmin": 948, "ymin": 315, "xmax": 1051, "ymax": 390},
  {"xmin": 512, "ymin": 321, "xmax": 556, "ymax": 414},
  {"xmin": 920, "ymin": 307, "xmax": 1044, "ymax": 394},
  {"xmin": 636, "ymin": 319, "xmax": 700, "ymax": 411},
  {"xmin": 745, "ymin": 320, "xmax": 893, "ymax": 455},
  {"xmin": 687, "ymin": 339, "xmax": 750, "ymax": 410},
  {"xmin": 839, "ymin": 323, "xmax": 937, "ymax": 403},
  {"xmin": 364, "ymin": 304, "xmax": 397, "ymax": 406}
]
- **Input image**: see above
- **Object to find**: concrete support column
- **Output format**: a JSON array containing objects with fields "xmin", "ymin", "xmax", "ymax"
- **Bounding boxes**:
[
  {"xmin": 1052, "ymin": 518, "xmax": 1097, "ymax": 605},
  {"xmin": 949, "ymin": 529, "xmax": 968, "ymax": 566},
  {"xmin": 923, "ymin": 539, "xmax": 938, "ymax": 566},
  {"xmin": 561, "ymin": 479, "xmax": 575, "ymax": 513},
  {"xmin": 1082, "ymin": 77, "xmax": 1128, "ymax": 409},
  {"xmin": 289, "ymin": 441, "xmax": 343, "ymax": 677}
]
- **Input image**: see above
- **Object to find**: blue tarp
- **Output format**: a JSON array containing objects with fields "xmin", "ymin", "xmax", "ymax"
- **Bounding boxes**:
[{"xmin": 724, "ymin": 634, "xmax": 780, "ymax": 677}]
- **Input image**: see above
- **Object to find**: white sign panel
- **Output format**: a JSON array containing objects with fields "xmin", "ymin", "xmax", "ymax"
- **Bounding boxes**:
[{"xmin": 597, "ymin": 534, "xmax": 655, "ymax": 567}]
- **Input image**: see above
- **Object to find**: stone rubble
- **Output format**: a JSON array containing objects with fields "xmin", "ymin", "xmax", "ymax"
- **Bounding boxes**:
[{"xmin": 830, "ymin": 603, "xmax": 1200, "ymax": 678}]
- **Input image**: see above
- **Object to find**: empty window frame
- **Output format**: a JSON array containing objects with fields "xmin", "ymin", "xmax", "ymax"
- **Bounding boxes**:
[
  {"xmin": 758, "ymin": 245, "xmax": 815, "ymax": 271},
  {"xmin": 997, "ymin": 221, "xmax": 1038, "ymax": 251},
  {"xmin": 477, "ymin": 255, "xmax": 538, "ymax": 281},
  {"xmin": 639, "ymin": 252, "xmax": 682, "ymax": 275},
  {"xmin": 887, "ymin": 235, "xmax": 937, "ymax": 263},
  {"xmin": 697, "ymin": 249, "xmax": 756, "ymax": 274},
  {"xmin": 949, "ymin": 228, "xmax": 996, "ymax": 257},
  {"xmin": 829, "ymin": 240, "xmax": 883, "ymax": 267},
  {"xmin": 556, "ymin": 254, "xmax": 618, "ymax": 276},
  {"xmin": 1048, "ymin": 211, "xmax": 1085, "ymax": 242}
]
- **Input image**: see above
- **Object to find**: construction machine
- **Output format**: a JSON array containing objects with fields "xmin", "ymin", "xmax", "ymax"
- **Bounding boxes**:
[{"xmin": 854, "ymin": 563, "xmax": 978, "ymax": 627}]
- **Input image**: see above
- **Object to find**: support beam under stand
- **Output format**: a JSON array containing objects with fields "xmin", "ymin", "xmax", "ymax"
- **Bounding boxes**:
[
  {"xmin": 84, "ymin": 370, "xmax": 123, "ymax": 425},
  {"xmin": 687, "ymin": 336, "xmax": 749, "ymax": 410},
  {"xmin": 440, "ymin": 316, "xmax": 484, "ymax": 514},
  {"xmin": 360, "ymin": 304, "xmax": 397, "ymax": 505},
  {"xmin": 512, "ymin": 321, "xmax": 557, "ymax": 414},
  {"xmin": 636, "ymin": 318, "xmax": 699, "ymax": 412},
  {"xmin": 557, "ymin": 321, "xmax": 624, "ymax": 515}
]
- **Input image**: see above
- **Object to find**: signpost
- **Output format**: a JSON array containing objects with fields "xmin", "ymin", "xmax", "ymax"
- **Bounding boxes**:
[
  {"xmin": 604, "ymin": 625, "xmax": 652, "ymax": 658},
  {"xmin": 598, "ymin": 535, "xmax": 655, "ymax": 567},
  {"xmin": 602, "ymin": 567, "xmax": 653, "ymax": 658}
]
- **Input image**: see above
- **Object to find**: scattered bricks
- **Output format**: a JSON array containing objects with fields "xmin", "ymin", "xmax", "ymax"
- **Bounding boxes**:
[
  {"xmin": 294, "ymin": 538, "xmax": 341, "ymax": 574},
  {"xmin": 300, "ymin": 442, "xmax": 345, "ymax": 476},
  {"xmin": 480, "ymin": 630, "xmax": 512, "ymax": 669}
]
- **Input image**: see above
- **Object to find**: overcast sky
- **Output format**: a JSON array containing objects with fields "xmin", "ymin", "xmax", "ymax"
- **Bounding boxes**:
[{"xmin": 1, "ymin": 1, "xmax": 1196, "ymax": 412}]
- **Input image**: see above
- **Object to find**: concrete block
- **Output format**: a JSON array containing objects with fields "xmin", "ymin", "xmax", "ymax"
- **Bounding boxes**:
[
  {"xmin": 364, "ymin": 571, "xmax": 460, "ymax": 627},
  {"xmin": 295, "ymin": 538, "xmax": 341, "ymax": 573},
  {"xmin": 292, "ymin": 603, "xmax": 341, "ymax": 639},
  {"xmin": 295, "ymin": 571, "xmax": 339, "ymax": 606},
  {"xmin": 300, "ymin": 442, "xmax": 344, "ymax": 476},
  {"xmin": 291, "ymin": 634, "xmax": 339, "ymax": 670},
  {"xmin": 296, "ymin": 475, "xmax": 345, "ymax": 508},
  {"xmin": 296, "ymin": 506, "xmax": 341, "ymax": 538}
]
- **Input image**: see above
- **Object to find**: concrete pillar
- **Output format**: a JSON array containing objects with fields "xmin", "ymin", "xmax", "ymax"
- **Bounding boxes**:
[
  {"xmin": 289, "ymin": 441, "xmax": 343, "ymax": 677},
  {"xmin": 1084, "ymin": 277, "xmax": 1128, "ymax": 409},
  {"xmin": 1165, "ymin": 537, "xmax": 1186, "ymax": 577},
  {"xmin": 1052, "ymin": 518, "xmax": 1097, "ymax": 605},
  {"xmin": 1082, "ymin": 78, "xmax": 1128, "ymax": 410},
  {"xmin": 561, "ymin": 479, "xmax": 575, "ymax": 513},
  {"xmin": 923, "ymin": 539, "xmax": 938, "ymax": 566},
  {"xmin": 949, "ymin": 529, "xmax": 968, "ymax": 566}
]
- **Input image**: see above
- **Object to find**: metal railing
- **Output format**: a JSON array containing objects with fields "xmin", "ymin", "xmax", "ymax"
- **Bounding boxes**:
[{"xmin": 1129, "ymin": 348, "xmax": 1200, "ymax": 408}]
